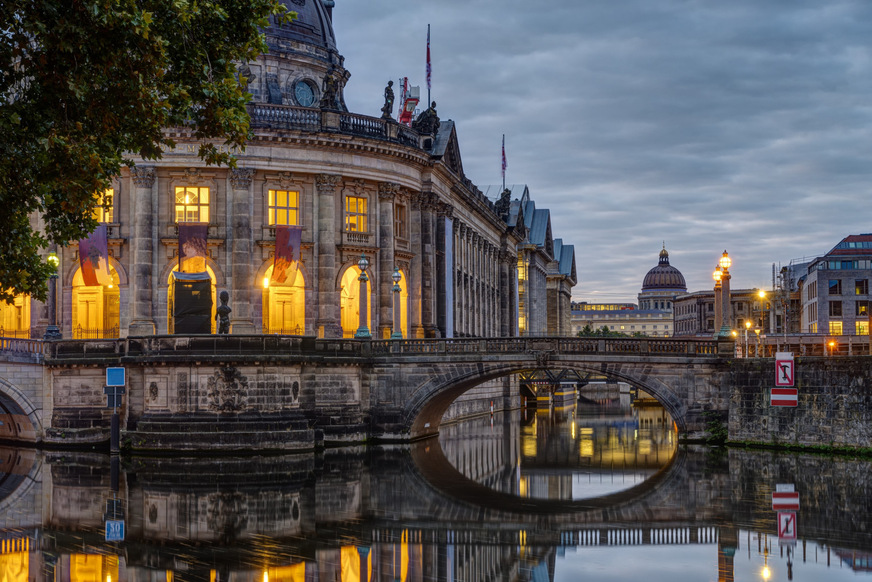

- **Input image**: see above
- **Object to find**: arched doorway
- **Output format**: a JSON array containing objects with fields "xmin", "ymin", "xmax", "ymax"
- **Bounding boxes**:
[
  {"xmin": 71, "ymin": 266, "xmax": 120, "ymax": 338},
  {"xmin": 0, "ymin": 294, "xmax": 30, "ymax": 338},
  {"xmin": 167, "ymin": 265, "xmax": 217, "ymax": 334},
  {"xmin": 396, "ymin": 268, "xmax": 409, "ymax": 338},
  {"xmin": 261, "ymin": 265, "xmax": 306, "ymax": 334},
  {"xmin": 340, "ymin": 265, "xmax": 372, "ymax": 338}
]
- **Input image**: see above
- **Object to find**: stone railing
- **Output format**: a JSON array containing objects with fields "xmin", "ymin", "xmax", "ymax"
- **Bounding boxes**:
[
  {"xmin": 248, "ymin": 103, "xmax": 321, "ymax": 131},
  {"xmin": 38, "ymin": 336, "xmax": 725, "ymax": 362},
  {"xmin": 248, "ymin": 104, "xmax": 424, "ymax": 149}
]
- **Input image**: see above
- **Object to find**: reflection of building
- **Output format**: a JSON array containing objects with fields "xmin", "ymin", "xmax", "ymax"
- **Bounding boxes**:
[
  {"xmin": 800, "ymin": 234, "xmax": 872, "ymax": 336},
  {"xmin": 14, "ymin": 2, "xmax": 575, "ymax": 341}
]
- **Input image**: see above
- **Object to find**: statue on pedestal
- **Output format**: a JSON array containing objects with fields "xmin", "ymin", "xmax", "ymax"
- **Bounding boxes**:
[
  {"xmin": 216, "ymin": 291, "xmax": 232, "ymax": 334},
  {"xmin": 381, "ymin": 80, "xmax": 394, "ymax": 119}
]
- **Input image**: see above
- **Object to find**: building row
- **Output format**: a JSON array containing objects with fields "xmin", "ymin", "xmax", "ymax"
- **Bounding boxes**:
[
  {"xmin": 1, "ymin": 1, "xmax": 576, "ymax": 341},
  {"xmin": 572, "ymin": 234, "xmax": 872, "ymax": 339}
]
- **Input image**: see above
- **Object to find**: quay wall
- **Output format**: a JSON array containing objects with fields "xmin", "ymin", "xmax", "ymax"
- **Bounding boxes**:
[{"xmin": 728, "ymin": 357, "xmax": 872, "ymax": 449}]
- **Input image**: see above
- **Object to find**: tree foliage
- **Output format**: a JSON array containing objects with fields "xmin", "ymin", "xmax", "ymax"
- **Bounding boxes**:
[
  {"xmin": 0, "ymin": 0, "xmax": 292, "ymax": 302},
  {"xmin": 576, "ymin": 324, "xmax": 645, "ymax": 338}
]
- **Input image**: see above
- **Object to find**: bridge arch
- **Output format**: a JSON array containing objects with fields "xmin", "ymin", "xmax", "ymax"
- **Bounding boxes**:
[
  {"xmin": 405, "ymin": 360, "xmax": 694, "ymax": 439},
  {"xmin": 0, "ymin": 376, "xmax": 41, "ymax": 443}
]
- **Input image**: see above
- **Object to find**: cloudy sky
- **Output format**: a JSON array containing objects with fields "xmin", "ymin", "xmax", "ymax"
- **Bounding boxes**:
[{"xmin": 331, "ymin": 1, "xmax": 872, "ymax": 304}]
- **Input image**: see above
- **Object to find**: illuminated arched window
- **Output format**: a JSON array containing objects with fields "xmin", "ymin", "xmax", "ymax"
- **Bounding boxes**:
[
  {"xmin": 261, "ymin": 266, "xmax": 305, "ymax": 334},
  {"xmin": 72, "ymin": 266, "xmax": 120, "ymax": 339},
  {"xmin": 340, "ymin": 266, "xmax": 372, "ymax": 338},
  {"xmin": 0, "ymin": 293, "xmax": 31, "ymax": 338}
]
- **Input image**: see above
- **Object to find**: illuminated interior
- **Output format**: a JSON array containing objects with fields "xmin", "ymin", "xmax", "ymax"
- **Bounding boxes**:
[
  {"xmin": 0, "ymin": 539, "xmax": 29, "ymax": 582},
  {"xmin": 262, "ymin": 264, "xmax": 306, "ymax": 334},
  {"xmin": 72, "ymin": 265, "xmax": 120, "ymax": 338},
  {"xmin": 0, "ymin": 293, "xmax": 30, "ymax": 338},
  {"xmin": 340, "ymin": 265, "xmax": 372, "ymax": 338},
  {"xmin": 396, "ymin": 269, "xmax": 409, "ymax": 338}
]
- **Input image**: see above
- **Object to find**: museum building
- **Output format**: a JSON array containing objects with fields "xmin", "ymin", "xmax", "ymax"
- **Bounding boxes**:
[{"xmin": 6, "ymin": 0, "xmax": 576, "ymax": 340}]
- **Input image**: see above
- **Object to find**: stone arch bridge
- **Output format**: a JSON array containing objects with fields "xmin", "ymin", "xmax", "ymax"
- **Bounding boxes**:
[{"xmin": 0, "ymin": 335, "xmax": 739, "ymax": 450}]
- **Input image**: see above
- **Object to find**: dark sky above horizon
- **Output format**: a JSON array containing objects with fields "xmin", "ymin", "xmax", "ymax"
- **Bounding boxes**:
[{"xmin": 331, "ymin": 0, "xmax": 872, "ymax": 303}]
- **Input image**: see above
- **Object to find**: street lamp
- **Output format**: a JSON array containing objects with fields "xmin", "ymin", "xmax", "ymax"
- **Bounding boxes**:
[
  {"xmin": 713, "ymin": 266, "xmax": 723, "ymax": 336},
  {"xmin": 43, "ymin": 251, "xmax": 62, "ymax": 340},
  {"xmin": 744, "ymin": 320, "xmax": 751, "ymax": 358},
  {"xmin": 754, "ymin": 326, "xmax": 762, "ymax": 357},
  {"xmin": 717, "ymin": 251, "xmax": 732, "ymax": 339},
  {"xmin": 390, "ymin": 267, "xmax": 403, "ymax": 340},
  {"xmin": 354, "ymin": 254, "xmax": 371, "ymax": 339}
]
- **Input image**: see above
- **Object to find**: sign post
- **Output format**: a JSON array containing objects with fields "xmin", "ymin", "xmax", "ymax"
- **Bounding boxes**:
[
  {"xmin": 775, "ymin": 352, "xmax": 794, "ymax": 386},
  {"xmin": 105, "ymin": 367, "xmax": 126, "ymax": 453}
]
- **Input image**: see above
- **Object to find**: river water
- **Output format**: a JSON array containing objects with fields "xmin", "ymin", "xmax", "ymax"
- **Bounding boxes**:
[{"xmin": 1, "ymin": 391, "xmax": 870, "ymax": 582}]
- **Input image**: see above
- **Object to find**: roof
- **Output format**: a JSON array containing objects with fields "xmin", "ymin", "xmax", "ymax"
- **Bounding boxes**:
[
  {"xmin": 266, "ymin": 0, "xmax": 337, "ymax": 53},
  {"xmin": 825, "ymin": 234, "xmax": 872, "ymax": 256}
]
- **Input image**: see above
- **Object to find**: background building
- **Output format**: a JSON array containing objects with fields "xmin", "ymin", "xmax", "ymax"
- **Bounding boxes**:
[
  {"xmin": 800, "ymin": 234, "xmax": 872, "ymax": 336},
  {"xmin": 7, "ymin": 1, "xmax": 577, "ymax": 340}
]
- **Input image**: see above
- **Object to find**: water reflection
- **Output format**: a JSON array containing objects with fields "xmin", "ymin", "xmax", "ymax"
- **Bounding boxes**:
[
  {"xmin": 0, "ymin": 405, "xmax": 871, "ymax": 581},
  {"xmin": 439, "ymin": 384, "xmax": 677, "ymax": 500}
]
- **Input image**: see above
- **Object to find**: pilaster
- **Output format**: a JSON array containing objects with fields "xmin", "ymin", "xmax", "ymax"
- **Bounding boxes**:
[
  {"xmin": 377, "ymin": 182, "xmax": 399, "ymax": 338},
  {"xmin": 129, "ymin": 166, "xmax": 156, "ymax": 336},
  {"xmin": 229, "ymin": 168, "xmax": 257, "ymax": 334},
  {"xmin": 316, "ymin": 174, "xmax": 342, "ymax": 338}
]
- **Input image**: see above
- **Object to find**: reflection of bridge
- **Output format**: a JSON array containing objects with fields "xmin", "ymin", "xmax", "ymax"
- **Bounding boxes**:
[
  {"xmin": 1, "ymin": 335, "xmax": 870, "ymax": 451},
  {"xmin": 1, "ymin": 442, "xmax": 871, "ymax": 581}
]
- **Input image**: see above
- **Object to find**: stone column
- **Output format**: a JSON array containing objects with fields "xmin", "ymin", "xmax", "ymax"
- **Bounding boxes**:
[
  {"xmin": 421, "ymin": 194, "xmax": 438, "ymax": 337},
  {"xmin": 377, "ymin": 182, "xmax": 399, "ymax": 339},
  {"xmin": 129, "ymin": 166, "xmax": 157, "ymax": 336},
  {"xmin": 720, "ymin": 268, "xmax": 732, "ymax": 338},
  {"xmin": 229, "ymin": 168, "xmax": 257, "ymax": 334},
  {"xmin": 315, "ymin": 174, "xmax": 342, "ymax": 338},
  {"xmin": 499, "ymin": 249, "xmax": 513, "ymax": 337},
  {"xmin": 410, "ymin": 192, "xmax": 424, "ymax": 338}
]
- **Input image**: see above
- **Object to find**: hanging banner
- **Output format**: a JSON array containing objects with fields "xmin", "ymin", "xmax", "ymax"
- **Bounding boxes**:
[
  {"xmin": 178, "ymin": 223, "xmax": 209, "ymax": 273},
  {"xmin": 272, "ymin": 225, "xmax": 302, "ymax": 285},
  {"xmin": 78, "ymin": 224, "xmax": 110, "ymax": 286}
]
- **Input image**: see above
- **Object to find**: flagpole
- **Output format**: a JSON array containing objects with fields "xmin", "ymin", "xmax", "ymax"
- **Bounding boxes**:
[
  {"xmin": 426, "ymin": 24, "xmax": 431, "ymax": 106},
  {"xmin": 501, "ymin": 134, "xmax": 506, "ymax": 191}
]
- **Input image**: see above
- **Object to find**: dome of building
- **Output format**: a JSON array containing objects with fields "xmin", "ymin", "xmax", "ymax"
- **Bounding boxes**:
[
  {"xmin": 265, "ymin": 0, "xmax": 337, "ymax": 53},
  {"xmin": 641, "ymin": 247, "xmax": 687, "ymax": 291}
]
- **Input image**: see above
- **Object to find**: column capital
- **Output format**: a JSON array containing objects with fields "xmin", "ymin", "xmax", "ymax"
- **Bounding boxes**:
[
  {"xmin": 499, "ymin": 249, "xmax": 515, "ymax": 265},
  {"xmin": 230, "ymin": 167, "xmax": 256, "ymax": 189},
  {"xmin": 436, "ymin": 201, "xmax": 454, "ymax": 218},
  {"xmin": 131, "ymin": 166, "xmax": 156, "ymax": 188},
  {"xmin": 378, "ymin": 181, "xmax": 400, "ymax": 201},
  {"xmin": 315, "ymin": 173, "xmax": 341, "ymax": 192}
]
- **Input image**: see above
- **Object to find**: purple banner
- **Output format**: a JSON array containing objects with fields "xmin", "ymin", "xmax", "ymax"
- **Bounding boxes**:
[
  {"xmin": 178, "ymin": 223, "xmax": 209, "ymax": 273},
  {"xmin": 78, "ymin": 224, "xmax": 109, "ymax": 286},
  {"xmin": 272, "ymin": 225, "xmax": 302, "ymax": 285}
]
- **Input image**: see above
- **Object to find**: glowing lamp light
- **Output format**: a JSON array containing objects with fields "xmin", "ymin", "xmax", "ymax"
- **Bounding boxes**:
[
  {"xmin": 745, "ymin": 321, "xmax": 752, "ymax": 330},
  {"xmin": 758, "ymin": 289, "xmax": 766, "ymax": 299},
  {"xmin": 263, "ymin": 276, "xmax": 270, "ymax": 289},
  {"xmin": 263, "ymin": 572, "xmax": 268, "ymax": 582},
  {"xmin": 719, "ymin": 250, "xmax": 731, "ymax": 271},
  {"xmin": 47, "ymin": 251, "xmax": 60, "ymax": 270},
  {"xmin": 762, "ymin": 565, "xmax": 771, "ymax": 580},
  {"xmin": 712, "ymin": 266, "xmax": 722, "ymax": 283}
]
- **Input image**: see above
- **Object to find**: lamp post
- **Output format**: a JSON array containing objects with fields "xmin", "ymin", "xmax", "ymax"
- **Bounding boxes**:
[
  {"xmin": 44, "ymin": 251, "xmax": 62, "ymax": 340},
  {"xmin": 713, "ymin": 266, "xmax": 723, "ymax": 337},
  {"xmin": 390, "ymin": 267, "xmax": 403, "ymax": 340},
  {"xmin": 717, "ymin": 251, "xmax": 732, "ymax": 339},
  {"xmin": 754, "ymin": 326, "xmax": 762, "ymax": 357},
  {"xmin": 744, "ymin": 320, "xmax": 751, "ymax": 358},
  {"xmin": 354, "ymin": 254, "xmax": 372, "ymax": 339}
]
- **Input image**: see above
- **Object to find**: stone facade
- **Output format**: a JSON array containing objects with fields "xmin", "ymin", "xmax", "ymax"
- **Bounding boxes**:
[{"xmin": 9, "ymin": 4, "xmax": 576, "ymax": 343}]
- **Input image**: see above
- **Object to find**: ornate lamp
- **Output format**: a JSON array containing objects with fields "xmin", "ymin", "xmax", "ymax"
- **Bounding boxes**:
[
  {"xmin": 717, "ymin": 250, "xmax": 732, "ymax": 339},
  {"xmin": 390, "ymin": 267, "xmax": 403, "ymax": 339},
  {"xmin": 354, "ymin": 254, "xmax": 372, "ymax": 339},
  {"xmin": 43, "ymin": 251, "xmax": 62, "ymax": 340}
]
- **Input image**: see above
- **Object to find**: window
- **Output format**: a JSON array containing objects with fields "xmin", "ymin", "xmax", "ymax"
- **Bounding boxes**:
[
  {"xmin": 175, "ymin": 186, "xmax": 210, "ymax": 223},
  {"xmin": 394, "ymin": 203, "xmax": 407, "ymax": 239},
  {"xmin": 856, "ymin": 279, "xmax": 869, "ymax": 295},
  {"xmin": 810, "ymin": 322, "xmax": 817, "ymax": 333},
  {"xmin": 829, "ymin": 301, "xmax": 842, "ymax": 317},
  {"xmin": 857, "ymin": 321, "xmax": 869, "ymax": 335},
  {"xmin": 829, "ymin": 321, "xmax": 843, "ymax": 335},
  {"xmin": 345, "ymin": 195, "xmax": 368, "ymax": 232},
  {"xmin": 857, "ymin": 301, "xmax": 869, "ymax": 316},
  {"xmin": 737, "ymin": 303, "xmax": 744, "ymax": 311},
  {"xmin": 268, "ymin": 189, "xmax": 299, "ymax": 225},
  {"xmin": 92, "ymin": 189, "xmax": 114, "ymax": 223},
  {"xmin": 829, "ymin": 279, "xmax": 841, "ymax": 295}
]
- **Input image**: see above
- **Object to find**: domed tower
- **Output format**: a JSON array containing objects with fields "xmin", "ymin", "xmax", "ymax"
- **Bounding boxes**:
[
  {"xmin": 244, "ymin": 0, "xmax": 348, "ymax": 110},
  {"xmin": 638, "ymin": 245, "xmax": 687, "ymax": 312}
]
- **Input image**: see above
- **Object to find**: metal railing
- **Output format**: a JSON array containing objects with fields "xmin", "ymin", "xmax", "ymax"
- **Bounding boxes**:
[
  {"xmin": 0, "ymin": 328, "xmax": 32, "ymax": 339},
  {"xmin": 262, "ymin": 325, "xmax": 303, "ymax": 336},
  {"xmin": 73, "ymin": 325, "xmax": 120, "ymax": 340}
]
